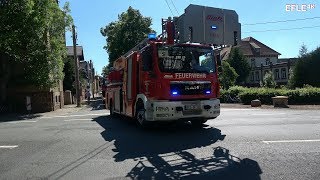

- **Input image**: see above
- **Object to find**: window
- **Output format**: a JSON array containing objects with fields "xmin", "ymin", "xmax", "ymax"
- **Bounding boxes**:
[
  {"xmin": 142, "ymin": 47, "xmax": 153, "ymax": 71},
  {"xmin": 265, "ymin": 58, "xmax": 270, "ymax": 65},
  {"xmin": 250, "ymin": 72, "xmax": 254, "ymax": 81},
  {"xmin": 158, "ymin": 45, "xmax": 215, "ymax": 73},
  {"xmin": 274, "ymin": 69, "xmax": 280, "ymax": 80},
  {"xmin": 281, "ymin": 68, "xmax": 287, "ymax": 79},
  {"xmin": 255, "ymin": 71, "xmax": 260, "ymax": 81},
  {"xmin": 251, "ymin": 59, "xmax": 255, "ymax": 68}
]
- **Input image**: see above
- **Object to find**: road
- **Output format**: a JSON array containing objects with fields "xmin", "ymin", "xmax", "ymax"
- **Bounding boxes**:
[{"xmin": 0, "ymin": 102, "xmax": 319, "ymax": 180}]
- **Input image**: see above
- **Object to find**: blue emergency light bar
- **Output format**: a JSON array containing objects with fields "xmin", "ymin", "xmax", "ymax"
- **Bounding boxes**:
[
  {"xmin": 148, "ymin": 33, "xmax": 156, "ymax": 40},
  {"xmin": 211, "ymin": 25, "xmax": 217, "ymax": 30},
  {"xmin": 171, "ymin": 91, "xmax": 178, "ymax": 95}
]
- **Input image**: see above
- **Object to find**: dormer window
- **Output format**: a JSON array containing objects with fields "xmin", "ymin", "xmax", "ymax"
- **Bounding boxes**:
[{"xmin": 250, "ymin": 42, "xmax": 261, "ymax": 55}]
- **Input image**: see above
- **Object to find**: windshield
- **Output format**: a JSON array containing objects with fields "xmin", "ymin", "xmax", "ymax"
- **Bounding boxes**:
[{"xmin": 158, "ymin": 46, "xmax": 216, "ymax": 73}]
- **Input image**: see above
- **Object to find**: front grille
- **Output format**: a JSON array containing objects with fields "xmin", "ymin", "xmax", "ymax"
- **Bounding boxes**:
[{"xmin": 170, "ymin": 82, "xmax": 211, "ymax": 95}]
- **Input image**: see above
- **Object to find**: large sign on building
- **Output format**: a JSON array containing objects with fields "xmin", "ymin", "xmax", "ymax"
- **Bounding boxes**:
[{"xmin": 177, "ymin": 4, "xmax": 241, "ymax": 46}]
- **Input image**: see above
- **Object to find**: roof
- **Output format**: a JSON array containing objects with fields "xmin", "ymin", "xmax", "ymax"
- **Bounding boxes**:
[
  {"xmin": 67, "ymin": 46, "xmax": 84, "ymax": 60},
  {"xmin": 236, "ymin": 37, "xmax": 281, "ymax": 57},
  {"xmin": 220, "ymin": 46, "xmax": 232, "ymax": 61}
]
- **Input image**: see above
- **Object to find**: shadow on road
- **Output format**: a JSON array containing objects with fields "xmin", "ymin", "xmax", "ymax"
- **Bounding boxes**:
[
  {"xmin": 93, "ymin": 115, "xmax": 262, "ymax": 180},
  {"xmin": 0, "ymin": 114, "xmax": 42, "ymax": 123},
  {"xmin": 82, "ymin": 97, "xmax": 106, "ymax": 111}
]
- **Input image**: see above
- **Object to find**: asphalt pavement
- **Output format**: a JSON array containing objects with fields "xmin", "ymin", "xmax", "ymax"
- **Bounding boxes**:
[{"xmin": 0, "ymin": 100, "xmax": 319, "ymax": 180}]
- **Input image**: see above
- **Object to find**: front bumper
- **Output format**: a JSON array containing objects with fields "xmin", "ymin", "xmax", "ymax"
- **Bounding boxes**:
[{"xmin": 145, "ymin": 99, "xmax": 220, "ymax": 121}]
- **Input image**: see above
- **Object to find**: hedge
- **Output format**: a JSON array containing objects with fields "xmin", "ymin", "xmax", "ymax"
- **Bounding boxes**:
[{"xmin": 220, "ymin": 86, "xmax": 320, "ymax": 105}]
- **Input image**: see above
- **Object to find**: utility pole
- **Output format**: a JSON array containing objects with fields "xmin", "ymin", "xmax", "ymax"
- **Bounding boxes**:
[{"xmin": 72, "ymin": 25, "xmax": 81, "ymax": 107}]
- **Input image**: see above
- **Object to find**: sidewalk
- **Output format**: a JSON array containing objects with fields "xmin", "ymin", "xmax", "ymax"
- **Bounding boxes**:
[
  {"xmin": 0, "ymin": 104, "xmax": 91, "ymax": 122},
  {"xmin": 221, "ymin": 103, "xmax": 320, "ymax": 110}
]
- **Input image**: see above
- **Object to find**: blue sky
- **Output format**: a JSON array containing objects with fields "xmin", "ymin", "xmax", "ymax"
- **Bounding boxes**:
[{"xmin": 60, "ymin": 0, "xmax": 320, "ymax": 75}]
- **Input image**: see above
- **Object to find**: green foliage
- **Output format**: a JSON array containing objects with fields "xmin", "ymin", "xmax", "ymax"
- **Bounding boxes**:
[
  {"xmin": 100, "ymin": 6, "xmax": 152, "ymax": 68},
  {"xmin": 290, "ymin": 47, "xmax": 320, "ymax": 88},
  {"xmin": 219, "ymin": 61, "xmax": 238, "ymax": 89},
  {"xmin": 220, "ymin": 86, "xmax": 246, "ymax": 103},
  {"xmin": 63, "ymin": 57, "xmax": 75, "ymax": 94},
  {"xmin": 238, "ymin": 88, "xmax": 280, "ymax": 105},
  {"xmin": 0, "ymin": 0, "xmax": 72, "ymax": 87},
  {"xmin": 227, "ymin": 86, "xmax": 320, "ymax": 105},
  {"xmin": 262, "ymin": 71, "xmax": 276, "ymax": 88},
  {"xmin": 299, "ymin": 43, "xmax": 308, "ymax": 57},
  {"xmin": 227, "ymin": 47, "xmax": 251, "ymax": 85},
  {"xmin": 101, "ymin": 65, "xmax": 109, "ymax": 77}
]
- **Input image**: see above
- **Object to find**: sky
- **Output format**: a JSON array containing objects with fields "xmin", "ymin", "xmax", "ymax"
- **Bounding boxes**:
[{"xmin": 60, "ymin": 0, "xmax": 320, "ymax": 76}]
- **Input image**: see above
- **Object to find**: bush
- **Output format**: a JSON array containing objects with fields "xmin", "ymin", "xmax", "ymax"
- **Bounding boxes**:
[
  {"xmin": 287, "ymin": 87, "xmax": 320, "ymax": 104},
  {"xmin": 223, "ymin": 86, "xmax": 320, "ymax": 105},
  {"xmin": 228, "ymin": 86, "xmax": 247, "ymax": 97},
  {"xmin": 220, "ymin": 86, "xmax": 247, "ymax": 103}
]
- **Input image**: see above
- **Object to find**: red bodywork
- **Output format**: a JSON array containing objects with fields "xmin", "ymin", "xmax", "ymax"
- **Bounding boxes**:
[{"xmin": 106, "ymin": 41, "xmax": 220, "ymax": 118}]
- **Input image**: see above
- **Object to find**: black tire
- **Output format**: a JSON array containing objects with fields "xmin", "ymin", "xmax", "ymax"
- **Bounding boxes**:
[
  {"xmin": 109, "ymin": 100, "xmax": 114, "ymax": 116},
  {"xmin": 136, "ymin": 106, "xmax": 148, "ymax": 128},
  {"xmin": 191, "ymin": 119, "xmax": 207, "ymax": 127}
]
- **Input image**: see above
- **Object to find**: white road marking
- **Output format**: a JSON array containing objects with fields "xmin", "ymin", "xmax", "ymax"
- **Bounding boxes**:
[
  {"xmin": 262, "ymin": 139, "xmax": 320, "ymax": 144},
  {"xmin": 222, "ymin": 108, "xmax": 260, "ymax": 111},
  {"xmin": 7, "ymin": 120, "xmax": 37, "ymax": 124},
  {"xmin": 250, "ymin": 113, "xmax": 286, "ymax": 116},
  {"xmin": 0, "ymin": 145, "xmax": 18, "ymax": 149},
  {"xmin": 64, "ymin": 119, "xmax": 92, "ymax": 122},
  {"xmin": 40, "ymin": 113, "xmax": 107, "ymax": 119}
]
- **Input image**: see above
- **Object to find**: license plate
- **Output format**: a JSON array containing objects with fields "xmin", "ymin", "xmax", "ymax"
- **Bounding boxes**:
[{"xmin": 184, "ymin": 104, "xmax": 199, "ymax": 110}]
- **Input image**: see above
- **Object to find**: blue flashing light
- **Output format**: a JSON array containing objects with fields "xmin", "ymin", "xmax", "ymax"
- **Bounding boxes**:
[
  {"xmin": 172, "ymin": 91, "xmax": 178, "ymax": 95},
  {"xmin": 211, "ymin": 25, "xmax": 217, "ymax": 30},
  {"xmin": 148, "ymin": 33, "xmax": 156, "ymax": 40},
  {"xmin": 205, "ymin": 90, "xmax": 211, "ymax": 94}
]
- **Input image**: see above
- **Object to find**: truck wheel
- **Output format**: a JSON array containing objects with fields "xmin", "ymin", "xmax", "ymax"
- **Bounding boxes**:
[
  {"xmin": 191, "ymin": 119, "xmax": 207, "ymax": 127},
  {"xmin": 136, "ymin": 107, "xmax": 148, "ymax": 128},
  {"xmin": 109, "ymin": 100, "xmax": 114, "ymax": 116}
]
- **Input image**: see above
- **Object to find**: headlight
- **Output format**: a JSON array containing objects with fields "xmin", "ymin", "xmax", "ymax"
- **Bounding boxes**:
[{"xmin": 156, "ymin": 107, "xmax": 170, "ymax": 112}]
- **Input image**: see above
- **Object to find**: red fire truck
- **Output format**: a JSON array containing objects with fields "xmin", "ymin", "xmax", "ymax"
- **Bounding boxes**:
[
  {"xmin": 100, "ymin": 77, "xmax": 108, "ymax": 104},
  {"xmin": 105, "ymin": 4, "xmax": 241, "ymax": 126}
]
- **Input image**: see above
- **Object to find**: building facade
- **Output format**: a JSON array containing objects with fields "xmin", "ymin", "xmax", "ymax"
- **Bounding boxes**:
[{"xmin": 221, "ymin": 37, "xmax": 297, "ymax": 86}]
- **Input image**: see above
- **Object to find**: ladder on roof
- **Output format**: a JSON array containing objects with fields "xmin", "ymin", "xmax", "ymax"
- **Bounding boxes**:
[{"xmin": 123, "ymin": 38, "xmax": 149, "ymax": 58}]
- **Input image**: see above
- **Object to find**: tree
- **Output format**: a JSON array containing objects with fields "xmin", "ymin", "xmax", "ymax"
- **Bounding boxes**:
[
  {"xmin": 219, "ymin": 61, "xmax": 238, "ymax": 89},
  {"xmin": 290, "ymin": 47, "xmax": 320, "ymax": 87},
  {"xmin": 0, "ymin": 0, "xmax": 72, "ymax": 103},
  {"xmin": 261, "ymin": 71, "xmax": 276, "ymax": 88},
  {"xmin": 101, "ymin": 65, "xmax": 109, "ymax": 77},
  {"xmin": 227, "ymin": 47, "xmax": 251, "ymax": 85},
  {"xmin": 299, "ymin": 43, "xmax": 308, "ymax": 57},
  {"xmin": 63, "ymin": 57, "xmax": 76, "ymax": 94},
  {"xmin": 100, "ymin": 6, "xmax": 152, "ymax": 68}
]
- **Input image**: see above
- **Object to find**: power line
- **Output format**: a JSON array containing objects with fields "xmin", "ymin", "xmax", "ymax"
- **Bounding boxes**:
[
  {"xmin": 170, "ymin": 0, "xmax": 179, "ymax": 15},
  {"xmin": 243, "ymin": 25, "xmax": 320, "ymax": 33},
  {"xmin": 242, "ymin": 16, "xmax": 320, "ymax": 26},
  {"xmin": 164, "ymin": 0, "xmax": 174, "ymax": 16}
]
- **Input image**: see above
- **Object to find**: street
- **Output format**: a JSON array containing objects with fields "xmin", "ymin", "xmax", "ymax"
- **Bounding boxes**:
[{"xmin": 0, "ymin": 102, "xmax": 320, "ymax": 180}]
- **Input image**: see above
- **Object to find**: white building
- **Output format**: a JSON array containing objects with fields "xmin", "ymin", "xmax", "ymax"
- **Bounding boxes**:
[{"xmin": 221, "ymin": 37, "xmax": 297, "ymax": 86}]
